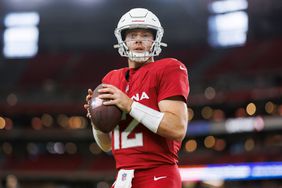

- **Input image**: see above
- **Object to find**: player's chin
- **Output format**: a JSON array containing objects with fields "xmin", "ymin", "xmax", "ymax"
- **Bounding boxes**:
[{"xmin": 134, "ymin": 60, "xmax": 147, "ymax": 64}]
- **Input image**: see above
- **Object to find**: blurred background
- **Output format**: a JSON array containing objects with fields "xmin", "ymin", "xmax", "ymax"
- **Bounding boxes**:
[{"xmin": 0, "ymin": 0, "xmax": 282, "ymax": 187}]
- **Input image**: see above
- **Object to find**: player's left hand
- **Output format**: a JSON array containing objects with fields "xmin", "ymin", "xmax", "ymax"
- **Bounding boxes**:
[
  {"xmin": 84, "ymin": 89, "xmax": 94, "ymax": 119},
  {"xmin": 98, "ymin": 84, "xmax": 133, "ymax": 113}
]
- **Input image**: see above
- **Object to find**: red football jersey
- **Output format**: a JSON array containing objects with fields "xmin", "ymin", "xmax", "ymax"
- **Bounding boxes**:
[{"xmin": 102, "ymin": 58, "xmax": 190, "ymax": 170}]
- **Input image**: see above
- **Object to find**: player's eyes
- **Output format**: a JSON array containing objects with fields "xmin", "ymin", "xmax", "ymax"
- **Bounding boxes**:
[
  {"xmin": 125, "ymin": 33, "xmax": 153, "ymax": 42},
  {"xmin": 129, "ymin": 33, "xmax": 137, "ymax": 38}
]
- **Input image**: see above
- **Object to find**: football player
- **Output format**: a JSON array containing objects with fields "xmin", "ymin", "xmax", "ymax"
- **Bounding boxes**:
[{"xmin": 84, "ymin": 8, "xmax": 189, "ymax": 188}]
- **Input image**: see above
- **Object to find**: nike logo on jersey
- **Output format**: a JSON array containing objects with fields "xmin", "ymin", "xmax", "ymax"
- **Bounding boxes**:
[
  {"xmin": 179, "ymin": 65, "xmax": 186, "ymax": 71},
  {"xmin": 153, "ymin": 176, "xmax": 167, "ymax": 181}
]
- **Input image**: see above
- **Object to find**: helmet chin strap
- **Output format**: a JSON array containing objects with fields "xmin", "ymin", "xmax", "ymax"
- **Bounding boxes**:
[{"xmin": 128, "ymin": 51, "xmax": 151, "ymax": 63}]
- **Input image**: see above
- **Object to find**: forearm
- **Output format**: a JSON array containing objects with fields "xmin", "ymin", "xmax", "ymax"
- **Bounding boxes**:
[
  {"xmin": 157, "ymin": 112, "xmax": 187, "ymax": 141},
  {"xmin": 91, "ymin": 123, "xmax": 112, "ymax": 152},
  {"xmin": 129, "ymin": 101, "xmax": 187, "ymax": 141}
]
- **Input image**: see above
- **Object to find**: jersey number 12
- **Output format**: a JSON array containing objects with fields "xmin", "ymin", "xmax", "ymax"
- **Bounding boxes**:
[{"xmin": 114, "ymin": 119, "xmax": 143, "ymax": 150}]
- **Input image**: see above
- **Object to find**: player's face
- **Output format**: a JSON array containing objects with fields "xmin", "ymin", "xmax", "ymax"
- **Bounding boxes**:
[{"xmin": 125, "ymin": 29, "xmax": 154, "ymax": 53}]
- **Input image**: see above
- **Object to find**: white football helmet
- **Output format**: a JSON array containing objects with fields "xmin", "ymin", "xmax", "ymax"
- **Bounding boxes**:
[{"xmin": 114, "ymin": 8, "xmax": 167, "ymax": 62}]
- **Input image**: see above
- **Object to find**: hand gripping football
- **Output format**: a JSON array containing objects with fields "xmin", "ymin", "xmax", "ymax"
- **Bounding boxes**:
[{"xmin": 89, "ymin": 84, "xmax": 122, "ymax": 133}]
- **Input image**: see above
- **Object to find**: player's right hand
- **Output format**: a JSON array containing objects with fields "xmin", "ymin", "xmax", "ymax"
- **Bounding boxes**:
[{"xmin": 84, "ymin": 89, "xmax": 93, "ymax": 118}]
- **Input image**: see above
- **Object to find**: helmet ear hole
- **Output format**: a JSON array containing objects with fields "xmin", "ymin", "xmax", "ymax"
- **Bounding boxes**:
[
  {"xmin": 121, "ymin": 29, "xmax": 127, "ymax": 41},
  {"xmin": 148, "ymin": 29, "xmax": 157, "ymax": 40}
]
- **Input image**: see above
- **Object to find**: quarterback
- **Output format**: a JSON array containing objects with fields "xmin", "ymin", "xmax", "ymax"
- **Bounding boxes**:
[{"xmin": 84, "ymin": 8, "xmax": 190, "ymax": 188}]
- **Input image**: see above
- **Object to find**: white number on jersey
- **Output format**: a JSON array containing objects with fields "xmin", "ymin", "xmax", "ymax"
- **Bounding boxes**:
[{"xmin": 114, "ymin": 118, "xmax": 143, "ymax": 150}]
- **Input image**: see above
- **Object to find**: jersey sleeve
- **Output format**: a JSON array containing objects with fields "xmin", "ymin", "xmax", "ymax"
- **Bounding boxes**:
[
  {"xmin": 157, "ymin": 59, "xmax": 190, "ymax": 102},
  {"xmin": 102, "ymin": 70, "xmax": 114, "ymax": 84}
]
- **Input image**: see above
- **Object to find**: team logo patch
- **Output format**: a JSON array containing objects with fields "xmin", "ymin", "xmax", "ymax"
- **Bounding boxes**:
[
  {"xmin": 179, "ymin": 65, "xmax": 186, "ymax": 71},
  {"xmin": 122, "ymin": 173, "xmax": 127, "ymax": 181}
]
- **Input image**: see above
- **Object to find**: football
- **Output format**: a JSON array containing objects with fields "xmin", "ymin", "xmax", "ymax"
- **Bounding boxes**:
[{"xmin": 89, "ymin": 84, "xmax": 122, "ymax": 133}]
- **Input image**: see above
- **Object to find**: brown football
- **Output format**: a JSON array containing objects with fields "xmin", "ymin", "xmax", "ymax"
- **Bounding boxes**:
[{"xmin": 89, "ymin": 84, "xmax": 122, "ymax": 133}]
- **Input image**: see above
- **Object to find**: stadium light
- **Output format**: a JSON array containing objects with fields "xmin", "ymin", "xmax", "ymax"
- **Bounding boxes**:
[
  {"xmin": 209, "ymin": 0, "xmax": 248, "ymax": 14},
  {"xmin": 208, "ymin": 11, "xmax": 248, "ymax": 47},
  {"xmin": 3, "ymin": 12, "xmax": 39, "ymax": 58},
  {"xmin": 179, "ymin": 162, "xmax": 282, "ymax": 181},
  {"xmin": 4, "ymin": 12, "xmax": 39, "ymax": 27}
]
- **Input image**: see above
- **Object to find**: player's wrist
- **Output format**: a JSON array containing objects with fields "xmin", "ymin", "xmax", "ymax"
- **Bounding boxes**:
[
  {"xmin": 129, "ymin": 101, "xmax": 164, "ymax": 133},
  {"xmin": 126, "ymin": 99, "xmax": 134, "ymax": 113}
]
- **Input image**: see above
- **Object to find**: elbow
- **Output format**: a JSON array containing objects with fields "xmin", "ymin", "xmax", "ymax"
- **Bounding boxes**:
[
  {"xmin": 96, "ymin": 136, "xmax": 112, "ymax": 152},
  {"xmin": 100, "ymin": 145, "xmax": 112, "ymax": 152},
  {"xmin": 171, "ymin": 123, "xmax": 187, "ymax": 142},
  {"xmin": 97, "ymin": 140, "xmax": 112, "ymax": 152},
  {"xmin": 158, "ymin": 115, "xmax": 188, "ymax": 141},
  {"xmin": 170, "ymin": 115, "xmax": 188, "ymax": 141},
  {"xmin": 176, "ymin": 119, "xmax": 188, "ymax": 141},
  {"xmin": 173, "ymin": 131, "xmax": 186, "ymax": 142}
]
